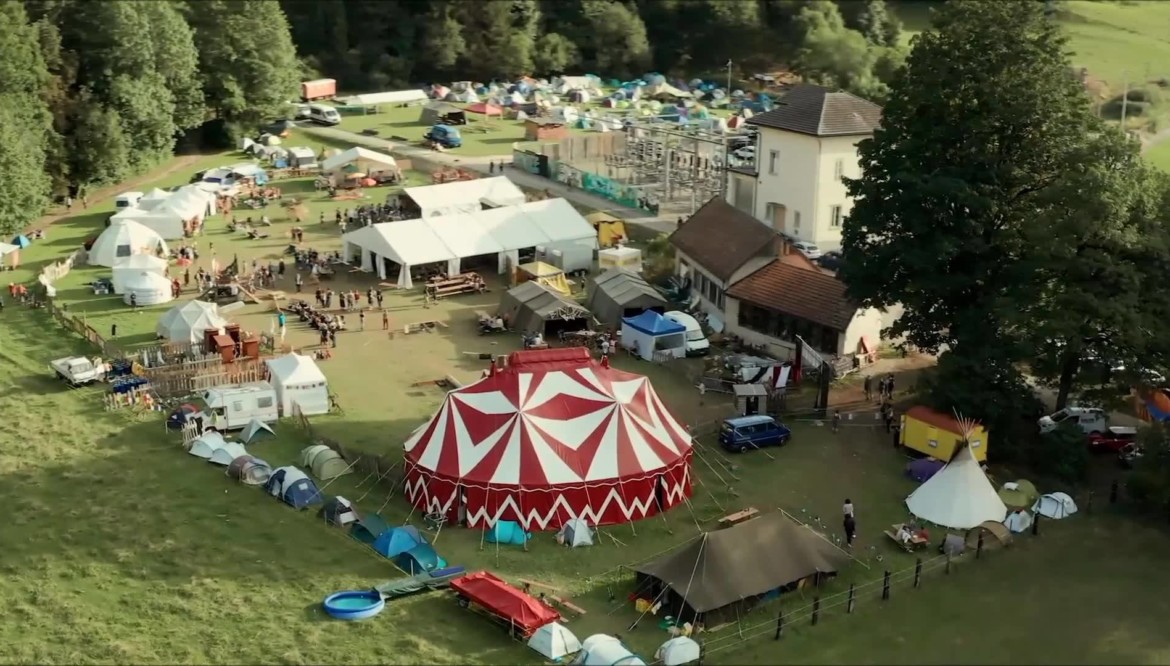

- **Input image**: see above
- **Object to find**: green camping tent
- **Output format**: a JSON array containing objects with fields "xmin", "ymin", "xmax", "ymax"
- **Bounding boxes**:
[
  {"xmin": 300, "ymin": 444, "xmax": 351, "ymax": 480},
  {"xmin": 350, "ymin": 514, "xmax": 392, "ymax": 546},
  {"xmin": 998, "ymin": 479, "xmax": 1039, "ymax": 510}
]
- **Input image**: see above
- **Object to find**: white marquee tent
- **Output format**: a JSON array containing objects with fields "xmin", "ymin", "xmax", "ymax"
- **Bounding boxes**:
[
  {"xmin": 265, "ymin": 353, "xmax": 330, "ymax": 416},
  {"xmin": 88, "ymin": 220, "xmax": 169, "ymax": 267},
  {"xmin": 403, "ymin": 176, "xmax": 527, "ymax": 218},
  {"xmin": 121, "ymin": 271, "xmax": 175, "ymax": 306},
  {"xmin": 156, "ymin": 300, "xmax": 227, "ymax": 344},
  {"xmin": 343, "ymin": 89, "xmax": 428, "ymax": 106},
  {"xmin": 342, "ymin": 199, "xmax": 598, "ymax": 288},
  {"xmin": 111, "ymin": 254, "xmax": 168, "ymax": 294},
  {"xmin": 905, "ymin": 444, "xmax": 1008, "ymax": 529},
  {"xmin": 110, "ymin": 184, "xmax": 217, "ymax": 239},
  {"xmin": 320, "ymin": 146, "xmax": 399, "ymax": 173}
]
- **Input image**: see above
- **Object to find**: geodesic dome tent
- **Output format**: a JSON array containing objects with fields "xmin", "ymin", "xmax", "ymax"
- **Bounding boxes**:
[
  {"xmin": 88, "ymin": 220, "xmax": 169, "ymax": 268},
  {"xmin": 403, "ymin": 348, "xmax": 694, "ymax": 531},
  {"xmin": 156, "ymin": 300, "xmax": 227, "ymax": 344}
]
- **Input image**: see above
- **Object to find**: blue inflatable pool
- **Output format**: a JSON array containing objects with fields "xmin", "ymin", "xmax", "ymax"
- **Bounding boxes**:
[{"xmin": 322, "ymin": 590, "xmax": 385, "ymax": 621}]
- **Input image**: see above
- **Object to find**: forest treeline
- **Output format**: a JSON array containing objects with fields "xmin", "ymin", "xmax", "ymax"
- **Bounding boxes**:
[{"xmin": 1, "ymin": 0, "xmax": 919, "ymax": 234}]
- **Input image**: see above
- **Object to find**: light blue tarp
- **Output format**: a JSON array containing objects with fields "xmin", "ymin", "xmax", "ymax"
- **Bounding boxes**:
[{"xmin": 484, "ymin": 520, "xmax": 530, "ymax": 546}]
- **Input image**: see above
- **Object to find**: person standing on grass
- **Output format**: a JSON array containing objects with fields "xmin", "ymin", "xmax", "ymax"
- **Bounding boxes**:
[
  {"xmin": 359, "ymin": 310, "xmax": 365, "ymax": 331},
  {"xmin": 863, "ymin": 374, "xmax": 872, "ymax": 401},
  {"xmin": 382, "ymin": 311, "xmax": 389, "ymax": 330},
  {"xmin": 832, "ymin": 409, "xmax": 841, "ymax": 433},
  {"xmin": 295, "ymin": 272, "xmax": 303, "ymax": 292},
  {"xmin": 843, "ymin": 499, "xmax": 856, "ymax": 547},
  {"xmin": 376, "ymin": 289, "xmax": 384, "ymax": 309},
  {"xmin": 111, "ymin": 323, "xmax": 117, "ymax": 338}
]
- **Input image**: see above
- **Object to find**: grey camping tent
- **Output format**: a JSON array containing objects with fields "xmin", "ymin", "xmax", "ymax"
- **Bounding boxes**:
[
  {"xmin": 632, "ymin": 512, "xmax": 848, "ymax": 625},
  {"xmin": 585, "ymin": 269, "xmax": 668, "ymax": 328},
  {"xmin": 418, "ymin": 102, "xmax": 466, "ymax": 126},
  {"xmin": 498, "ymin": 282, "xmax": 591, "ymax": 336},
  {"xmin": 558, "ymin": 518, "xmax": 594, "ymax": 547}
]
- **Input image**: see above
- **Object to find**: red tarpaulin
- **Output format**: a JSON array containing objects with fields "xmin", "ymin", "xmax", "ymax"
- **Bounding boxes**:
[
  {"xmin": 466, "ymin": 102, "xmax": 503, "ymax": 116},
  {"xmin": 450, "ymin": 571, "xmax": 559, "ymax": 637}
]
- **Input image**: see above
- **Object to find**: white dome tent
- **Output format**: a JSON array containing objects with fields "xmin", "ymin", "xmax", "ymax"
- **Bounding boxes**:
[
  {"xmin": 156, "ymin": 300, "xmax": 227, "ymax": 344},
  {"xmin": 527, "ymin": 622, "xmax": 581, "ymax": 661},
  {"xmin": 111, "ymin": 254, "xmax": 168, "ymax": 294},
  {"xmin": 1033, "ymin": 492, "xmax": 1077, "ymax": 519},
  {"xmin": 121, "ymin": 271, "xmax": 175, "ymax": 306},
  {"xmin": 656, "ymin": 637, "xmax": 701, "ymax": 666},
  {"xmin": 571, "ymin": 635, "xmax": 645, "ymax": 666},
  {"xmin": 87, "ymin": 220, "xmax": 169, "ymax": 268},
  {"xmin": 188, "ymin": 432, "xmax": 228, "ymax": 459}
]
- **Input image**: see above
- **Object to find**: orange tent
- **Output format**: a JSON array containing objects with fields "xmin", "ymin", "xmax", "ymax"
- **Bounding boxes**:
[{"xmin": 466, "ymin": 102, "xmax": 503, "ymax": 116}]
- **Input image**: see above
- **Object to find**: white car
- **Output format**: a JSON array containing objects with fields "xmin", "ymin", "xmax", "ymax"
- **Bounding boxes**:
[
  {"xmin": 1038, "ymin": 406, "xmax": 1107, "ymax": 435},
  {"xmin": 732, "ymin": 146, "xmax": 756, "ymax": 160},
  {"xmin": 792, "ymin": 241, "xmax": 822, "ymax": 260}
]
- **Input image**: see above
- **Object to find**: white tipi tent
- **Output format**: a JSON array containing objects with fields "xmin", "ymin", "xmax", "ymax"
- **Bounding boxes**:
[
  {"xmin": 906, "ymin": 442, "xmax": 1007, "ymax": 529},
  {"xmin": 528, "ymin": 622, "xmax": 581, "ymax": 660},
  {"xmin": 111, "ymin": 254, "xmax": 168, "ymax": 294},
  {"xmin": 156, "ymin": 300, "xmax": 227, "ymax": 344},
  {"xmin": 88, "ymin": 220, "xmax": 169, "ymax": 268}
]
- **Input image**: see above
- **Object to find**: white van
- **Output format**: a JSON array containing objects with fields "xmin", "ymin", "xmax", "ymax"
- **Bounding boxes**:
[
  {"xmin": 1038, "ymin": 406, "xmax": 1107, "ymax": 435},
  {"xmin": 308, "ymin": 103, "xmax": 341, "ymax": 126},
  {"xmin": 664, "ymin": 311, "xmax": 710, "ymax": 356},
  {"xmin": 201, "ymin": 382, "xmax": 280, "ymax": 430}
]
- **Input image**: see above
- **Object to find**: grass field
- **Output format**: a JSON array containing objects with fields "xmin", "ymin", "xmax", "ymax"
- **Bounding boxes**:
[
  {"xmin": 1143, "ymin": 139, "xmax": 1170, "ymax": 172},
  {"xmin": 5, "ymin": 138, "xmax": 1170, "ymax": 664}
]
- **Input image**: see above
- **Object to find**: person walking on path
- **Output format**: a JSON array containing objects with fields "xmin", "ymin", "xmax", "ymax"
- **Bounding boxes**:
[
  {"xmin": 294, "ymin": 273, "xmax": 303, "ymax": 292},
  {"xmin": 831, "ymin": 409, "xmax": 841, "ymax": 433},
  {"xmin": 382, "ymin": 311, "xmax": 389, "ymax": 330},
  {"xmin": 359, "ymin": 310, "xmax": 365, "ymax": 331},
  {"xmin": 863, "ymin": 375, "xmax": 872, "ymax": 401},
  {"xmin": 842, "ymin": 499, "xmax": 857, "ymax": 547},
  {"xmin": 886, "ymin": 373, "xmax": 896, "ymax": 399}
]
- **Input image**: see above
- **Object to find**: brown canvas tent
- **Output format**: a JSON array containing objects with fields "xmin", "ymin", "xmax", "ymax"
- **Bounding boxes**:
[
  {"xmin": 632, "ymin": 513, "xmax": 849, "ymax": 625},
  {"xmin": 498, "ymin": 281, "xmax": 591, "ymax": 336},
  {"xmin": 586, "ymin": 269, "xmax": 668, "ymax": 328}
]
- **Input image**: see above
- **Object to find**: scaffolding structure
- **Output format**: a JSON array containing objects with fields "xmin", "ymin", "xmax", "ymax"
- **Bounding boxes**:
[{"xmin": 601, "ymin": 119, "xmax": 734, "ymax": 214}]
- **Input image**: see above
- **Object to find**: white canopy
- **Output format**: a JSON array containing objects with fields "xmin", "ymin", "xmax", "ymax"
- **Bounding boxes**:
[
  {"xmin": 404, "ymin": 176, "xmax": 527, "ymax": 218},
  {"xmin": 426, "ymin": 213, "xmax": 505, "ymax": 258},
  {"xmin": 906, "ymin": 445, "xmax": 1008, "ymax": 529},
  {"xmin": 516, "ymin": 198, "xmax": 597, "ymax": 244},
  {"xmin": 344, "ymin": 90, "xmax": 428, "ymax": 106},
  {"xmin": 321, "ymin": 146, "xmax": 398, "ymax": 172},
  {"xmin": 137, "ymin": 188, "xmax": 173, "ymax": 210},
  {"xmin": 156, "ymin": 300, "xmax": 227, "ymax": 344},
  {"xmin": 110, "ymin": 185, "xmax": 215, "ymax": 239},
  {"xmin": 121, "ymin": 271, "xmax": 174, "ymax": 306},
  {"xmin": 87, "ymin": 220, "xmax": 169, "ymax": 267},
  {"xmin": 111, "ymin": 254, "xmax": 168, "ymax": 294},
  {"xmin": 342, "ymin": 219, "xmax": 456, "ymax": 289},
  {"xmin": 476, "ymin": 205, "xmax": 551, "ymax": 251}
]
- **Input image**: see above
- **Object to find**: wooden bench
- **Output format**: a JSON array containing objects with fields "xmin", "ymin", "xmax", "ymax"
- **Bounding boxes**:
[
  {"xmin": 718, "ymin": 507, "xmax": 759, "ymax": 528},
  {"xmin": 549, "ymin": 595, "xmax": 587, "ymax": 616}
]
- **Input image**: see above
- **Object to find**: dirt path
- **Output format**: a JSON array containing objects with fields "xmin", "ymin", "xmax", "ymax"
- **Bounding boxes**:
[{"xmin": 27, "ymin": 154, "xmax": 204, "ymax": 231}]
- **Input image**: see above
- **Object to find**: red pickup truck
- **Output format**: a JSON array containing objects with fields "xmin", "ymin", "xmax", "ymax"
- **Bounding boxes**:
[{"xmin": 1087, "ymin": 426, "xmax": 1138, "ymax": 453}]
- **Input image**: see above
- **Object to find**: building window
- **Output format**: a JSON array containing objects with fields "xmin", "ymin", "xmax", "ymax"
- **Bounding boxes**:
[
  {"xmin": 257, "ymin": 396, "xmax": 274, "ymax": 409},
  {"xmin": 738, "ymin": 302, "xmax": 838, "ymax": 352},
  {"xmin": 834, "ymin": 159, "xmax": 844, "ymax": 180},
  {"xmin": 769, "ymin": 150, "xmax": 779, "ymax": 175},
  {"xmin": 830, "ymin": 205, "xmax": 842, "ymax": 228}
]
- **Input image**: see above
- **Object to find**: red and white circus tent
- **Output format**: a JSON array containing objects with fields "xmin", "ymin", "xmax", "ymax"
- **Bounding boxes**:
[{"xmin": 403, "ymin": 348, "xmax": 694, "ymax": 530}]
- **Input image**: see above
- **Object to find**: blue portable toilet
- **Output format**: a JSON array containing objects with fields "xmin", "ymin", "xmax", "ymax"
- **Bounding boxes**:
[
  {"xmin": 372, "ymin": 525, "xmax": 426, "ymax": 559},
  {"xmin": 484, "ymin": 520, "xmax": 530, "ymax": 546}
]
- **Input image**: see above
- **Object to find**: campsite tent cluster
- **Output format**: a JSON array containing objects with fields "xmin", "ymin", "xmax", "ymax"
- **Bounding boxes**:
[
  {"xmin": 422, "ymin": 74, "xmax": 765, "ymax": 134},
  {"xmin": 342, "ymin": 186, "xmax": 598, "ymax": 288},
  {"xmin": 900, "ymin": 408, "xmax": 1079, "ymax": 546}
]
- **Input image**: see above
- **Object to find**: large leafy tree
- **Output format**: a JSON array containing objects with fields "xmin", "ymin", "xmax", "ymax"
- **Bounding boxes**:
[
  {"xmin": 579, "ymin": 0, "xmax": 652, "ymax": 78},
  {"xmin": 141, "ymin": 2, "xmax": 204, "ymax": 131},
  {"xmin": 795, "ymin": 0, "xmax": 902, "ymax": 103},
  {"xmin": 456, "ymin": 1, "xmax": 539, "ymax": 80},
  {"xmin": 189, "ymin": 0, "xmax": 300, "ymax": 142},
  {"xmin": 0, "ymin": 2, "xmax": 52, "ymax": 233},
  {"xmin": 839, "ymin": 0, "xmax": 1150, "ymax": 448}
]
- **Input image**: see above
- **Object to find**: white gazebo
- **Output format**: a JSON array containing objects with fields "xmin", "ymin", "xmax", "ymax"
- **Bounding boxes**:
[
  {"xmin": 156, "ymin": 300, "xmax": 227, "ymax": 344},
  {"xmin": 342, "ymin": 218, "xmax": 457, "ymax": 289},
  {"xmin": 265, "ymin": 353, "xmax": 330, "ymax": 416},
  {"xmin": 111, "ymin": 254, "xmax": 169, "ymax": 294},
  {"xmin": 87, "ymin": 220, "xmax": 169, "ymax": 268}
]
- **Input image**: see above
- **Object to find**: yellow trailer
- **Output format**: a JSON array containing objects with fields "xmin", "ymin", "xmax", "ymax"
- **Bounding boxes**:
[{"xmin": 900, "ymin": 406, "xmax": 988, "ymax": 462}]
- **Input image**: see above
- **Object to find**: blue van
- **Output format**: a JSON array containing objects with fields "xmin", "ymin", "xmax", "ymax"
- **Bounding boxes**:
[{"xmin": 718, "ymin": 415, "xmax": 792, "ymax": 453}]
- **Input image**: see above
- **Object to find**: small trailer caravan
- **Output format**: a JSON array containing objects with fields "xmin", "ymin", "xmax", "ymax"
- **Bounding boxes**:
[{"xmin": 201, "ymin": 382, "xmax": 280, "ymax": 430}]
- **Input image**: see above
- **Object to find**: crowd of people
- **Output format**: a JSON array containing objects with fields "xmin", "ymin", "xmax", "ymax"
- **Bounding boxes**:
[{"xmin": 321, "ymin": 199, "xmax": 412, "ymax": 233}]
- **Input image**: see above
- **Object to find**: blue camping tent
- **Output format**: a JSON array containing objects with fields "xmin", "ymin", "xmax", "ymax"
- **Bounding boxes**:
[
  {"xmin": 372, "ymin": 525, "xmax": 426, "ymax": 559},
  {"xmin": 265, "ymin": 467, "xmax": 322, "ymax": 509},
  {"xmin": 350, "ymin": 514, "xmax": 392, "ymax": 546},
  {"xmin": 393, "ymin": 543, "xmax": 447, "ymax": 574},
  {"xmin": 11, "ymin": 235, "xmax": 30, "ymax": 249},
  {"xmin": 484, "ymin": 520, "xmax": 530, "ymax": 546}
]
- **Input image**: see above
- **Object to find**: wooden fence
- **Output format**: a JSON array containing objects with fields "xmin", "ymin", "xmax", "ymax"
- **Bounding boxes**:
[
  {"xmin": 46, "ymin": 300, "xmax": 121, "ymax": 358},
  {"xmin": 140, "ymin": 358, "xmax": 268, "ymax": 399},
  {"xmin": 40, "ymin": 249, "xmax": 83, "ymax": 285}
]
